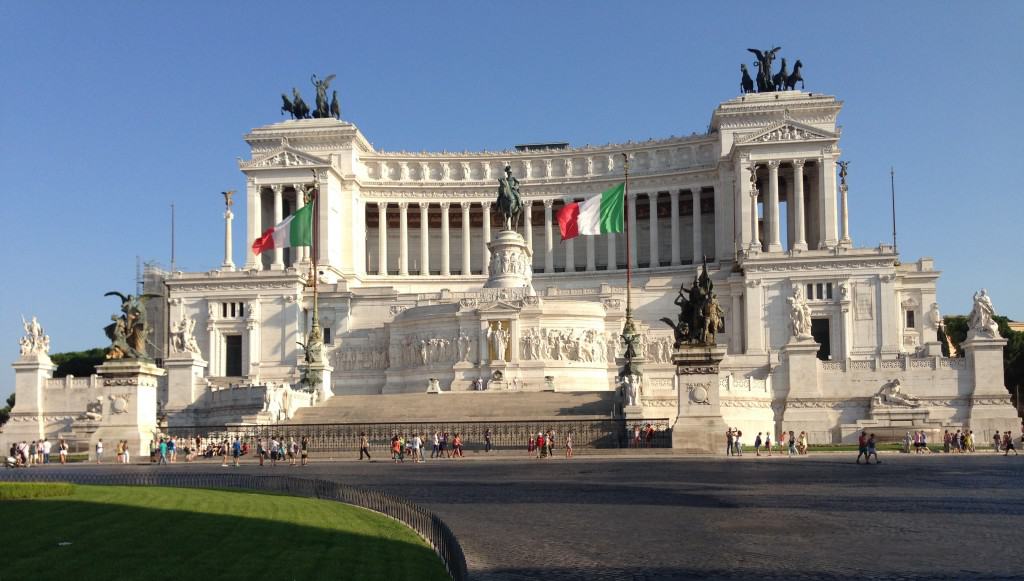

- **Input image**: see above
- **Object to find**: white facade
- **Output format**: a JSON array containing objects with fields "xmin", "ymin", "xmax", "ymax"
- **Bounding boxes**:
[{"xmin": 8, "ymin": 90, "xmax": 1017, "ymax": 447}]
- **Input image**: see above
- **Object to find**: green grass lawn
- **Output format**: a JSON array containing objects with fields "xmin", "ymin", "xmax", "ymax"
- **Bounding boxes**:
[{"xmin": 0, "ymin": 483, "xmax": 449, "ymax": 581}]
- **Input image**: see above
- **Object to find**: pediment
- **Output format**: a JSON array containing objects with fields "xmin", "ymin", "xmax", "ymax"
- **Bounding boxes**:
[
  {"xmin": 241, "ymin": 146, "xmax": 330, "ymax": 169},
  {"xmin": 477, "ymin": 300, "xmax": 523, "ymax": 313},
  {"xmin": 737, "ymin": 121, "xmax": 835, "ymax": 145}
]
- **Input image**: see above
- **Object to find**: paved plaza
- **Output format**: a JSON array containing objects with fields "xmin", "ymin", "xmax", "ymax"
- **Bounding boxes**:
[{"xmin": 21, "ymin": 452, "xmax": 1024, "ymax": 580}]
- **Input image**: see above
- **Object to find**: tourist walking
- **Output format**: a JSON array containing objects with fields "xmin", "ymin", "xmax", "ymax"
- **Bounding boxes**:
[
  {"xmin": 232, "ymin": 437, "xmax": 242, "ymax": 467},
  {"xmin": 431, "ymin": 432, "xmax": 440, "ymax": 458},
  {"xmin": 798, "ymin": 431, "xmax": 808, "ymax": 455},
  {"xmin": 484, "ymin": 428, "xmax": 493, "ymax": 453},
  {"xmin": 300, "ymin": 436, "xmax": 309, "ymax": 466},
  {"xmin": 866, "ymin": 433, "xmax": 881, "ymax": 464},
  {"xmin": 856, "ymin": 431, "xmax": 869, "ymax": 464},
  {"xmin": 158, "ymin": 438, "xmax": 168, "ymax": 465},
  {"xmin": 733, "ymin": 429, "xmax": 743, "ymax": 456},
  {"xmin": 764, "ymin": 432, "xmax": 772, "ymax": 456},
  {"xmin": 95, "ymin": 439, "xmax": 104, "ymax": 464},
  {"xmin": 391, "ymin": 434, "xmax": 403, "ymax": 463},
  {"xmin": 42, "ymin": 439, "xmax": 51, "ymax": 464},
  {"xmin": 58, "ymin": 439, "xmax": 68, "ymax": 464},
  {"xmin": 527, "ymin": 435, "xmax": 536, "ymax": 456},
  {"xmin": 117, "ymin": 440, "xmax": 125, "ymax": 464},
  {"xmin": 903, "ymin": 431, "xmax": 912, "ymax": 454},
  {"xmin": 787, "ymin": 431, "xmax": 797, "ymax": 456},
  {"xmin": 359, "ymin": 433, "xmax": 371, "ymax": 461},
  {"xmin": 168, "ymin": 437, "xmax": 176, "ymax": 463},
  {"xmin": 754, "ymin": 432, "xmax": 763, "ymax": 457},
  {"xmin": 1004, "ymin": 432, "xmax": 1018, "ymax": 456},
  {"xmin": 565, "ymin": 431, "xmax": 574, "ymax": 458},
  {"xmin": 452, "ymin": 433, "xmax": 464, "ymax": 458},
  {"xmin": 993, "ymin": 432, "xmax": 1002, "ymax": 453},
  {"xmin": 287, "ymin": 438, "xmax": 297, "ymax": 466},
  {"xmin": 726, "ymin": 429, "xmax": 734, "ymax": 456},
  {"xmin": 257, "ymin": 438, "xmax": 266, "ymax": 466},
  {"xmin": 412, "ymin": 433, "xmax": 423, "ymax": 463}
]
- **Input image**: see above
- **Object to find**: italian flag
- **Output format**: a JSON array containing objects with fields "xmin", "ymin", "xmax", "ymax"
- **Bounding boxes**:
[
  {"xmin": 252, "ymin": 204, "xmax": 313, "ymax": 255},
  {"xmin": 556, "ymin": 183, "xmax": 625, "ymax": 241}
]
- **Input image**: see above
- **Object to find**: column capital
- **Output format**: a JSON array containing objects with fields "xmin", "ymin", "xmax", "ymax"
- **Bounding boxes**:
[
  {"xmin": 246, "ymin": 176, "xmax": 256, "ymax": 186},
  {"xmin": 460, "ymin": 200, "xmax": 472, "ymax": 209},
  {"xmin": 418, "ymin": 201, "xmax": 430, "ymax": 209},
  {"xmin": 690, "ymin": 186, "xmax": 703, "ymax": 195},
  {"xmin": 767, "ymin": 160, "xmax": 781, "ymax": 170},
  {"xmin": 543, "ymin": 199, "xmax": 554, "ymax": 209},
  {"xmin": 398, "ymin": 201, "xmax": 410, "ymax": 210},
  {"xmin": 291, "ymin": 182, "xmax": 307, "ymax": 191},
  {"xmin": 792, "ymin": 158, "xmax": 806, "ymax": 168},
  {"xmin": 481, "ymin": 201, "xmax": 492, "ymax": 210},
  {"xmin": 522, "ymin": 199, "xmax": 533, "ymax": 208},
  {"xmin": 271, "ymin": 184, "xmax": 284, "ymax": 193},
  {"xmin": 376, "ymin": 201, "xmax": 388, "ymax": 209},
  {"xmin": 439, "ymin": 201, "xmax": 451, "ymax": 209}
]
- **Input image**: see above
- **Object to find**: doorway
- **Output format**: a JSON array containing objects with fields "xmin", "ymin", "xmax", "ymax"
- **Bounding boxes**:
[
  {"xmin": 225, "ymin": 335, "xmax": 243, "ymax": 377},
  {"xmin": 811, "ymin": 318, "xmax": 831, "ymax": 361}
]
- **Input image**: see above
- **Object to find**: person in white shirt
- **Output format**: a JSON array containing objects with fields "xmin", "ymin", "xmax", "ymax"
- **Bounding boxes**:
[
  {"xmin": 95, "ymin": 439, "xmax": 104, "ymax": 464},
  {"xmin": 42, "ymin": 439, "xmax": 52, "ymax": 464},
  {"xmin": 411, "ymin": 435, "xmax": 423, "ymax": 463},
  {"xmin": 431, "ymin": 432, "xmax": 440, "ymax": 459}
]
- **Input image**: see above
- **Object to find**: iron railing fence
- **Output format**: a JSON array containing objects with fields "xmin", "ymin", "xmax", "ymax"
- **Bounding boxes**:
[
  {"xmin": 0, "ymin": 471, "xmax": 467, "ymax": 581},
  {"xmin": 164, "ymin": 418, "xmax": 673, "ymax": 456}
]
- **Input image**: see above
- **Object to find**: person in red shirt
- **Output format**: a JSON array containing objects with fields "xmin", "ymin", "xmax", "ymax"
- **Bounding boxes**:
[{"xmin": 856, "ymin": 431, "xmax": 869, "ymax": 464}]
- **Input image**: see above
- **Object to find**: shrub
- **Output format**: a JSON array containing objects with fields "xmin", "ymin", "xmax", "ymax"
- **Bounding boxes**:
[{"xmin": 0, "ymin": 482, "xmax": 75, "ymax": 500}]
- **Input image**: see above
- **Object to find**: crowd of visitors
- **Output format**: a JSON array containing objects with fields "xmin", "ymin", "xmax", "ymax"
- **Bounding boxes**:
[
  {"xmin": 728, "ymin": 429, "xmax": 807, "ymax": 457},
  {"xmin": 6, "ymin": 438, "xmax": 63, "ymax": 467}
]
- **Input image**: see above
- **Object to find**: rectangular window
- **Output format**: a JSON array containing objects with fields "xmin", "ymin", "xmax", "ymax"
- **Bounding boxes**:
[
  {"xmin": 323, "ymin": 327, "xmax": 332, "ymax": 344},
  {"xmin": 826, "ymin": 283, "xmax": 833, "ymax": 300},
  {"xmin": 816, "ymin": 283, "xmax": 824, "ymax": 300},
  {"xmin": 238, "ymin": 303, "xmax": 245, "ymax": 318},
  {"xmin": 230, "ymin": 302, "xmax": 236, "ymax": 317},
  {"xmin": 222, "ymin": 302, "xmax": 228, "ymax": 318},
  {"xmin": 807, "ymin": 284, "xmax": 814, "ymax": 300},
  {"xmin": 906, "ymin": 310, "xmax": 916, "ymax": 329}
]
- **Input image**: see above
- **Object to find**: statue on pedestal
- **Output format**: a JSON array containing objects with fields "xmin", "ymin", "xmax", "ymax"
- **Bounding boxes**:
[
  {"xmin": 622, "ymin": 373, "xmax": 642, "ymax": 407},
  {"xmin": 103, "ymin": 291, "xmax": 158, "ymax": 360},
  {"xmin": 19, "ymin": 315, "xmax": 50, "ymax": 357},
  {"xmin": 741, "ymin": 48, "xmax": 805, "ymax": 93},
  {"xmin": 495, "ymin": 165, "xmax": 523, "ymax": 230},
  {"xmin": 788, "ymin": 286, "xmax": 813, "ymax": 340},
  {"xmin": 967, "ymin": 289, "xmax": 1000, "ymax": 339},
  {"xmin": 872, "ymin": 379, "xmax": 921, "ymax": 409},
  {"xmin": 660, "ymin": 258, "xmax": 722, "ymax": 347},
  {"xmin": 487, "ymin": 322, "xmax": 510, "ymax": 362}
]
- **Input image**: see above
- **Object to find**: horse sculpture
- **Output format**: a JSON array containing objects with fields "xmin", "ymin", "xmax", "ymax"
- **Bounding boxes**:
[
  {"xmin": 330, "ymin": 90, "xmax": 341, "ymax": 119},
  {"xmin": 740, "ymin": 64, "xmax": 754, "ymax": 94},
  {"xmin": 495, "ymin": 165, "xmax": 523, "ymax": 230},
  {"xmin": 784, "ymin": 60, "xmax": 804, "ymax": 90},
  {"xmin": 772, "ymin": 58, "xmax": 789, "ymax": 91}
]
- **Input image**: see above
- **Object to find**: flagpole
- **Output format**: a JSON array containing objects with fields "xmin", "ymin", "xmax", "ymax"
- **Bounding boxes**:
[{"xmin": 623, "ymin": 153, "xmax": 632, "ymax": 318}]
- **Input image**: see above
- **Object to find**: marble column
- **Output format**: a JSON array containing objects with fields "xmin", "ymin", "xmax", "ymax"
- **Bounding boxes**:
[
  {"xmin": 839, "ymin": 178, "xmax": 852, "ymax": 247},
  {"xmin": 749, "ymin": 166, "xmax": 761, "ymax": 253},
  {"xmin": 606, "ymin": 229, "xmax": 617, "ymax": 270},
  {"xmin": 377, "ymin": 202, "xmax": 388, "ymax": 275},
  {"xmin": 460, "ymin": 202, "xmax": 472, "ymax": 275},
  {"xmin": 440, "ymin": 202, "xmax": 451, "ymax": 275},
  {"xmin": 222, "ymin": 198, "xmax": 234, "ymax": 271},
  {"xmin": 293, "ymin": 185, "xmax": 306, "ymax": 263},
  {"xmin": 244, "ymin": 180, "xmax": 259, "ymax": 270},
  {"xmin": 419, "ymin": 202, "xmax": 430, "ymax": 275},
  {"xmin": 767, "ymin": 161, "xmax": 782, "ymax": 252},
  {"xmin": 565, "ymin": 199, "xmax": 576, "ymax": 272},
  {"xmin": 648, "ymin": 193, "xmax": 660, "ymax": 267},
  {"xmin": 398, "ymin": 202, "xmax": 409, "ymax": 275},
  {"xmin": 669, "ymin": 190, "xmax": 681, "ymax": 266},
  {"xmin": 271, "ymin": 185, "xmax": 284, "ymax": 270},
  {"xmin": 730, "ymin": 288, "xmax": 744, "ymax": 354},
  {"xmin": 523, "ymin": 201, "xmax": 533, "ymax": 253},
  {"xmin": 586, "ymin": 232, "xmax": 596, "ymax": 271},
  {"xmin": 627, "ymin": 193, "xmax": 638, "ymax": 268},
  {"xmin": 544, "ymin": 199, "xmax": 554, "ymax": 273},
  {"xmin": 792, "ymin": 160, "xmax": 807, "ymax": 251},
  {"xmin": 819, "ymin": 156, "xmax": 839, "ymax": 248},
  {"xmin": 481, "ymin": 201, "xmax": 492, "ymax": 275},
  {"xmin": 691, "ymin": 187, "xmax": 703, "ymax": 264}
]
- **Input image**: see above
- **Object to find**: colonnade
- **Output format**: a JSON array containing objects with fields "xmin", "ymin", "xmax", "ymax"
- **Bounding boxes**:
[
  {"xmin": 244, "ymin": 183, "xmax": 312, "ymax": 270},
  {"xmin": 368, "ymin": 187, "xmax": 713, "ymax": 276}
]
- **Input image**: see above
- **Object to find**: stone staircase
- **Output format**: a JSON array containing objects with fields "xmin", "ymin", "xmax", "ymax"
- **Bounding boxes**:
[{"xmin": 287, "ymin": 391, "xmax": 617, "ymax": 424}]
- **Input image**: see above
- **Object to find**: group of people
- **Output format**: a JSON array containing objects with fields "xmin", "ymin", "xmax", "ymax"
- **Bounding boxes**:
[
  {"xmin": 7, "ymin": 438, "xmax": 67, "ymax": 467},
  {"xmin": 728, "ymin": 429, "xmax": 808, "ymax": 457},
  {"xmin": 251, "ymin": 436, "xmax": 309, "ymax": 467},
  {"xmin": 630, "ymin": 424, "xmax": 657, "ymax": 448},
  {"xmin": 375, "ymin": 431, "xmax": 473, "ymax": 463},
  {"xmin": 527, "ymin": 430, "xmax": 573, "ymax": 458},
  {"xmin": 855, "ymin": 431, "xmax": 882, "ymax": 464}
]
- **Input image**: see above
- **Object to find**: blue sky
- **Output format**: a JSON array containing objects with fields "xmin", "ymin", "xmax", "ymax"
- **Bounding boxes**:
[{"xmin": 1, "ymin": 2, "xmax": 1022, "ymax": 398}]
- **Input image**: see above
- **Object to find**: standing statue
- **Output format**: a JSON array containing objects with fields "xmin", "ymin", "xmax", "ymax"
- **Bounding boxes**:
[
  {"xmin": 968, "ymin": 289, "xmax": 1000, "ymax": 339},
  {"xmin": 838, "ymin": 160, "xmax": 850, "ymax": 188},
  {"xmin": 170, "ymin": 315, "xmax": 202, "ymax": 356},
  {"xmin": 788, "ymin": 286, "xmax": 813, "ymax": 340},
  {"xmin": 103, "ymin": 291, "xmax": 159, "ymax": 360},
  {"xmin": 660, "ymin": 258, "xmax": 721, "ymax": 347},
  {"xmin": 495, "ymin": 164, "xmax": 523, "ymax": 230},
  {"xmin": 622, "ymin": 373, "xmax": 642, "ymax": 407},
  {"xmin": 740, "ymin": 64, "xmax": 754, "ymax": 94},
  {"xmin": 487, "ymin": 322, "xmax": 510, "ymax": 362},
  {"xmin": 311, "ymin": 74, "xmax": 336, "ymax": 119}
]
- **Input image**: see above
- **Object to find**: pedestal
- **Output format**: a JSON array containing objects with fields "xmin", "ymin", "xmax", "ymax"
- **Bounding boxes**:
[
  {"xmin": 93, "ymin": 359, "xmax": 165, "ymax": 462},
  {"xmin": 779, "ymin": 338, "xmax": 832, "ymax": 440},
  {"xmin": 165, "ymin": 352, "xmax": 208, "ymax": 412},
  {"xmin": 671, "ymin": 344, "xmax": 727, "ymax": 454},
  {"xmin": 963, "ymin": 336, "xmax": 1019, "ymax": 437},
  {"xmin": 304, "ymin": 360, "xmax": 334, "ymax": 403},
  {"xmin": 483, "ymin": 229, "xmax": 534, "ymax": 292},
  {"xmin": 623, "ymin": 405, "xmax": 645, "ymax": 420},
  {"xmin": 4, "ymin": 353, "xmax": 56, "ymax": 448}
]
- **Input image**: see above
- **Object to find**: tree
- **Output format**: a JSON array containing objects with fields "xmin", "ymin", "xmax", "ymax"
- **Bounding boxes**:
[
  {"xmin": 0, "ymin": 393, "xmax": 13, "ymax": 427},
  {"xmin": 51, "ymin": 348, "xmax": 107, "ymax": 378}
]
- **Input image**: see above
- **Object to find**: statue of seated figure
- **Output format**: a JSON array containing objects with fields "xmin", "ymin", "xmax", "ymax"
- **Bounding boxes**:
[{"xmin": 872, "ymin": 379, "xmax": 920, "ymax": 409}]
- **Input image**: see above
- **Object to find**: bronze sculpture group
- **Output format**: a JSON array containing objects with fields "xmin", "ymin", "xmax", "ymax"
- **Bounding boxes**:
[
  {"xmin": 281, "ymin": 74, "xmax": 341, "ymax": 120},
  {"xmin": 495, "ymin": 164, "xmax": 523, "ymax": 230},
  {"xmin": 103, "ymin": 291, "xmax": 158, "ymax": 360},
  {"xmin": 742, "ymin": 47, "xmax": 804, "ymax": 93},
  {"xmin": 661, "ymin": 259, "xmax": 724, "ymax": 348}
]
